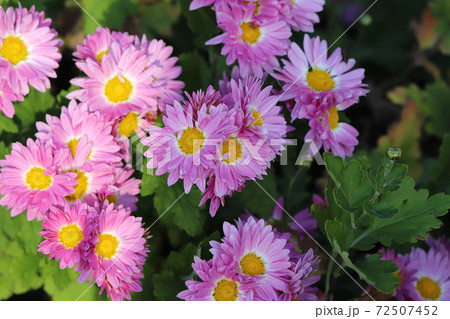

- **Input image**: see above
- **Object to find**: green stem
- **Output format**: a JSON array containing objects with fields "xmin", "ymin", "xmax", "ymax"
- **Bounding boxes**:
[{"xmin": 325, "ymin": 250, "xmax": 338, "ymax": 297}]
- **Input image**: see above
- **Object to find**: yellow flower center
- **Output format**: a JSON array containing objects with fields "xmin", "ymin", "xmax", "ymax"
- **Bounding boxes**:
[
  {"xmin": 104, "ymin": 76, "xmax": 133, "ymax": 103},
  {"xmin": 96, "ymin": 233, "xmax": 119, "ymax": 259},
  {"xmin": 240, "ymin": 252, "xmax": 266, "ymax": 276},
  {"xmin": 221, "ymin": 137, "xmax": 243, "ymax": 164},
  {"xmin": 416, "ymin": 277, "xmax": 441, "ymax": 300},
  {"xmin": 105, "ymin": 194, "xmax": 118, "ymax": 205},
  {"xmin": 96, "ymin": 50, "xmax": 109, "ymax": 63},
  {"xmin": 118, "ymin": 112, "xmax": 139, "ymax": 137},
  {"xmin": 241, "ymin": 22, "xmax": 261, "ymax": 44},
  {"xmin": 58, "ymin": 224, "xmax": 84, "ymax": 249},
  {"xmin": 178, "ymin": 127, "xmax": 205, "ymax": 155},
  {"xmin": 0, "ymin": 36, "xmax": 28, "ymax": 65},
  {"xmin": 67, "ymin": 138, "xmax": 80, "ymax": 158},
  {"xmin": 252, "ymin": 109, "xmax": 265, "ymax": 126},
  {"xmin": 213, "ymin": 279, "xmax": 238, "ymax": 301},
  {"xmin": 25, "ymin": 167, "xmax": 52, "ymax": 190},
  {"xmin": 328, "ymin": 107, "xmax": 339, "ymax": 130},
  {"xmin": 306, "ymin": 69, "xmax": 334, "ymax": 92},
  {"xmin": 66, "ymin": 170, "xmax": 88, "ymax": 201}
]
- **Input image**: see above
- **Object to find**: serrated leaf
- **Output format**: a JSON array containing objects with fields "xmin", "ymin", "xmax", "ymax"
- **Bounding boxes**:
[
  {"xmin": 326, "ymin": 219, "xmax": 399, "ymax": 293},
  {"xmin": 153, "ymin": 179, "xmax": 205, "ymax": 237},
  {"xmin": 325, "ymin": 153, "xmax": 373, "ymax": 214},
  {"xmin": 165, "ymin": 243, "xmax": 197, "ymax": 276},
  {"xmin": 352, "ymin": 177, "xmax": 450, "ymax": 250},
  {"xmin": 363, "ymin": 200, "xmax": 397, "ymax": 219}
]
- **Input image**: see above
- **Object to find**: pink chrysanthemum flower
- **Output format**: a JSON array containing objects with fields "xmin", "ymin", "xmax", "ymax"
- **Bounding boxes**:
[
  {"xmin": 177, "ymin": 256, "xmax": 257, "ymax": 301},
  {"xmin": 85, "ymin": 165, "xmax": 141, "ymax": 212},
  {"xmin": 189, "ymin": 0, "xmax": 218, "ymax": 10},
  {"xmin": 78, "ymin": 203, "xmax": 148, "ymax": 301},
  {"xmin": 0, "ymin": 80, "xmax": 23, "ymax": 118},
  {"xmin": 135, "ymin": 36, "xmax": 184, "ymax": 113},
  {"xmin": 0, "ymin": 139, "xmax": 76, "ymax": 220},
  {"xmin": 36, "ymin": 100, "xmax": 121, "ymax": 163},
  {"xmin": 405, "ymin": 248, "xmax": 450, "ymax": 301},
  {"xmin": 0, "ymin": 6, "xmax": 62, "ymax": 95},
  {"xmin": 379, "ymin": 249, "xmax": 419, "ymax": 301},
  {"xmin": 143, "ymin": 99, "xmax": 233, "ymax": 193},
  {"xmin": 279, "ymin": 249, "xmax": 320, "ymax": 301},
  {"xmin": 427, "ymin": 236, "xmax": 450, "ymax": 259},
  {"xmin": 210, "ymin": 217, "xmax": 292, "ymax": 300},
  {"xmin": 275, "ymin": 35, "xmax": 368, "ymax": 120},
  {"xmin": 58, "ymin": 146, "xmax": 114, "ymax": 204},
  {"xmin": 73, "ymin": 27, "xmax": 134, "ymax": 65},
  {"xmin": 184, "ymin": 86, "xmax": 223, "ymax": 121},
  {"xmin": 229, "ymin": 77, "xmax": 287, "ymax": 156},
  {"xmin": 305, "ymin": 104, "xmax": 359, "ymax": 158},
  {"xmin": 211, "ymin": 133, "xmax": 269, "ymax": 198},
  {"xmin": 206, "ymin": 3, "xmax": 291, "ymax": 78},
  {"xmin": 38, "ymin": 201, "xmax": 96, "ymax": 269},
  {"xmin": 279, "ymin": 0, "xmax": 325, "ymax": 32},
  {"xmin": 68, "ymin": 44, "xmax": 158, "ymax": 120}
]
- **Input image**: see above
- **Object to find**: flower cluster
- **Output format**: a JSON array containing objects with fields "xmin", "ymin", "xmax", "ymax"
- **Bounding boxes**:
[
  {"xmin": 379, "ymin": 236, "xmax": 450, "ymax": 301},
  {"xmin": 68, "ymin": 27, "xmax": 184, "ymax": 148},
  {"xmin": 274, "ymin": 34, "xmax": 369, "ymax": 158},
  {"xmin": 0, "ymin": 25, "xmax": 186, "ymax": 299},
  {"xmin": 0, "ymin": 5, "xmax": 62, "ymax": 118},
  {"xmin": 177, "ymin": 216, "xmax": 320, "ymax": 301},
  {"xmin": 0, "ymin": 99, "xmax": 149, "ymax": 300},
  {"xmin": 192, "ymin": 0, "xmax": 324, "ymax": 78},
  {"xmin": 142, "ymin": 72, "xmax": 287, "ymax": 216}
]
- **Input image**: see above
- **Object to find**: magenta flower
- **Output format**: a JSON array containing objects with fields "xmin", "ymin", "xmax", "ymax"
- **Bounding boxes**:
[
  {"xmin": 68, "ymin": 44, "xmax": 158, "ymax": 121},
  {"xmin": 74, "ymin": 27, "xmax": 134, "ymax": 65},
  {"xmin": 279, "ymin": 0, "xmax": 325, "ymax": 32},
  {"xmin": 134, "ymin": 36, "xmax": 184, "ymax": 113},
  {"xmin": 36, "ymin": 100, "xmax": 122, "ymax": 164},
  {"xmin": 206, "ymin": 3, "xmax": 291, "ymax": 78},
  {"xmin": 210, "ymin": 217, "xmax": 292, "ymax": 300},
  {"xmin": 0, "ymin": 5, "xmax": 62, "ymax": 95},
  {"xmin": 405, "ymin": 248, "xmax": 450, "ymax": 301},
  {"xmin": 0, "ymin": 79, "xmax": 23, "ymax": 118},
  {"xmin": 78, "ymin": 203, "xmax": 148, "ymax": 301},
  {"xmin": 143, "ymin": 98, "xmax": 234, "ymax": 193},
  {"xmin": 177, "ymin": 257, "xmax": 257, "ymax": 301},
  {"xmin": 305, "ymin": 104, "xmax": 359, "ymax": 158},
  {"xmin": 38, "ymin": 201, "xmax": 96, "ymax": 269},
  {"xmin": 275, "ymin": 35, "xmax": 368, "ymax": 120},
  {"xmin": 379, "ymin": 249, "xmax": 419, "ymax": 301},
  {"xmin": 0, "ymin": 139, "xmax": 76, "ymax": 220}
]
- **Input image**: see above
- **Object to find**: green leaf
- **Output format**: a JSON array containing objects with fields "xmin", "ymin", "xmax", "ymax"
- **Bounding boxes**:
[
  {"xmin": 352, "ymin": 177, "xmax": 450, "ymax": 250},
  {"xmin": 141, "ymin": 170, "xmax": 161, "ymax": 197},
  {"xmin": 176, "ymin": 0, "xmax": 216, "ymax": 46},
  {"xmin": 179, "ymin": 51, "xmax": 212, "ymax": 92},
  {"xmin": 14, "ymin": 88, "xmax": 55, "ymax": 129},
  {"xmin": 82, "ymin": 0, "xmax": 138, "ymax": 34},
  {"xmin": 141, "ymin": 2, "xmax": 180, "ymax": 35},
  {"xmin": 354, "ymin": 254, "xmax": 399, "ymax": 294},
  {"xmin": 165, "ymin": 243, "xmax": 197, "ymax": 276},
  {"xmin": 153, "ymin": 178, "xmax": 205, "ymax": 237},
  {"xmin": 0, "ymin": 115, "xmax": 18, "ymax": 134},
  {"xmin": 324, "ymin": 153, "xmax": 373, "ymax": 214},
  {"xmin": 325, "ymin": 219, "xmax": 399, "ymax": 293},
  {"xmin": 153, "ymin": 271, "xmax": 186, "ymax": 301}
]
